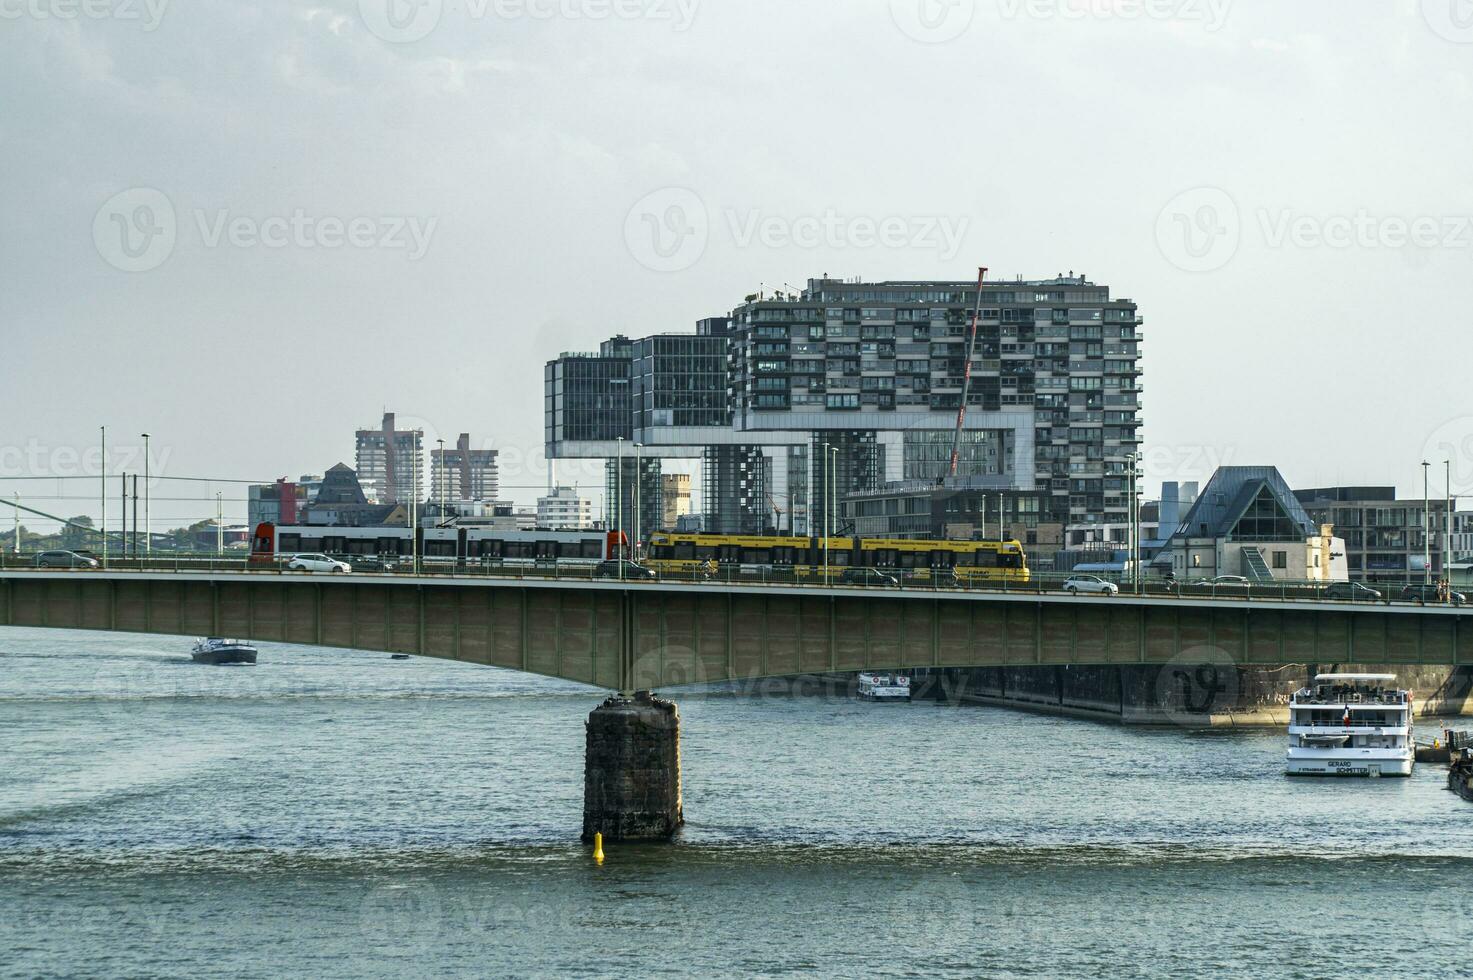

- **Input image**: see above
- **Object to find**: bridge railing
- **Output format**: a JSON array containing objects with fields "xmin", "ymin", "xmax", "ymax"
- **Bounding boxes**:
[{"xmin": 0, "ymin": 549, "xmax": 1466, "ymax": 610}]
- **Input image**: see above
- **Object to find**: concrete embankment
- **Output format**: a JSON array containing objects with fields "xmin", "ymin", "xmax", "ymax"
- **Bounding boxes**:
[{"xmin": 910, "ymin": 664, "xmax": 1473, "ymax": 726}]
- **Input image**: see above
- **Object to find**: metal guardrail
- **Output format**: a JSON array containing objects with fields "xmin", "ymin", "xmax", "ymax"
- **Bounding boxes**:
[{"xmin": 0, "ymin": 551, "xmax": 1467, "ymax": 610}]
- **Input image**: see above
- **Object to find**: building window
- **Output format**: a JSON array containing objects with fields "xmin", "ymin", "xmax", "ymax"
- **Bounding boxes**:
[{"xmin": 1273, "ymin": 551, "xmax": 1287, "ymax": 569}]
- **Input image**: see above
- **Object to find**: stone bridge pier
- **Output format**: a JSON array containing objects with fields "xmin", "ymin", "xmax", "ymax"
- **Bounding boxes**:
[{"xmin": 581, "ymin": 691, "xmax": 683, "ymax": 842}]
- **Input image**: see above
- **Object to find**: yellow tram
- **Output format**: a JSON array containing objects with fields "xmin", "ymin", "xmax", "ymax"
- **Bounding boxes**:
[{"xmin": 644, "ymin": 532, "xmax": 1029, "ymax": 585}]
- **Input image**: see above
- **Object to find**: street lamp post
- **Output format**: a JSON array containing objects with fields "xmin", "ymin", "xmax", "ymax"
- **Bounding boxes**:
[
  {"xmin": 99, "ymin": 426, "xmax": 107, "ymax": 568},
  {"xmin": 1423, "ymin": 460, "xmax": 1432, "ymax": 585},
  {"xmin": 821, "ymin": 442, "xmax": 830, "ymax": 584},
  {"xmin": 616, "ymin": 436, "xmax": 625, "ymax": 581},
  {"xmin": 634, "ymin": 443, "xmax": 643, "ymax": 563},
  {"xmin": 1129, "ymin": 453, "xmax": 1141, "ymax": 594},
  {"xmin": 436, "ymin": 438, "xmax": 447, "ymax": 523},
  {"xmin": 141, "ymin": 433, "xmax": 151, "ymax": 558},
  {"xmin": 829, "ymin": 446, "xmax": 839, "ymax": 585},
  {"xmin": 1447, "ymin": 459, "xmax": 1455, "ymax": 572}
]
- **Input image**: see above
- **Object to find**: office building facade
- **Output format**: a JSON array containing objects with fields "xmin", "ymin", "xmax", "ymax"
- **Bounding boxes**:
[{"xmin": 545, "ymin": 274, "xmax": 1142, "ymax": 536}]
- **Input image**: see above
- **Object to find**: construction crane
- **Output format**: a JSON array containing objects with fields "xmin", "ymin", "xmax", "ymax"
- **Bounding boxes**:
[{"xmin": 942, "ymin": 265, "xmax": 988, "ymax": 484}]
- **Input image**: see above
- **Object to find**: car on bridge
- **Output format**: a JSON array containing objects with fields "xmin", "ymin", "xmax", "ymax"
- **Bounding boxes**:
[
  {"xmin": 285, "ymin": 553, "xmax": 351, "ymax": 573},
  {"xmin": 1062, "ymin": 574, "xmax": 1119, "ymax": 596},
  {"xmin": 1399, "ymin": 584, "xmax": 1467, "ymax": 606},
  {"xmin": 33, "ymin": 550, "xmax": 99, "ymax": 568},
  {"xmin": 839, "ymin": 567, "xmax": 900, "ymax": 587},
  {"xmin": 595, "ymin": 559, "xmax": 656, "ymax": 580},
  {"xmin": 1323, "ymin": 581, "xmax": 1382, "ymax": 602}
]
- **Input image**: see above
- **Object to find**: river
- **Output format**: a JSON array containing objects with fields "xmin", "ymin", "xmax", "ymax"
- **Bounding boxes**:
[{"xmin": 1, "ymin": 627, "xmax": 1467, "ymax": 978}]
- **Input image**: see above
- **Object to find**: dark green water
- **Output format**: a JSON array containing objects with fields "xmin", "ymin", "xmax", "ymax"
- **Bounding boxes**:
[{"xmin": 2, "ymin": 627, "xmax": 1468, "ymax": 978}]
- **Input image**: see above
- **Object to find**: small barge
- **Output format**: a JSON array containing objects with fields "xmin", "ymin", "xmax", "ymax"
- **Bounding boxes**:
[{"xmin": 858, "ymin": 673, "xmax": 911, "ymax": 702}]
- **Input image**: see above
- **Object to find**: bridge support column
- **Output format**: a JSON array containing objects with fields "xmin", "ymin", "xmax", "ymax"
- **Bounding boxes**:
[{"xmin": 581, "ymin": 691, "xmax": 683, "ymax": 842}]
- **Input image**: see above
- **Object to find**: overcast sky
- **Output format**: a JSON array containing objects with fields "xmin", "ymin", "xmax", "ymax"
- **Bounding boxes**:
[{"xmin": 3, "ymin": 0, "xmax": 1472, "ymax": 532}]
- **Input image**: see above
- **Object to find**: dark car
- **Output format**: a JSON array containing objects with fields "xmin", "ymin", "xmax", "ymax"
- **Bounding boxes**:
[
  {"xmin": 1323, "ymin": 581, "xmax": 1381, "ymax": 602},
  {"xmin": 1399, "ymin": 584, "xmax": 1467, "ymax": 605},
  {"xmin": 839, "ymin": 567, "xmax": 899, "ymax": 587},
  {"xmin": 34, "ymin": 550, "xmax": 99, "ymax": 568},
  {"xmin": 343, "ymin": 555, "xmax": 397, "ymax": 573},
  {"xmin": 595, "ymin": 560, "xmax": 656, "ymax": 580}
]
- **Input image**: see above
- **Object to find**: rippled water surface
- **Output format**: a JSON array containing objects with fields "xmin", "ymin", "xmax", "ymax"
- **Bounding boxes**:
[{"xmin": 2, "ymin": 627, "xmax": 1468, "ymax": 978}]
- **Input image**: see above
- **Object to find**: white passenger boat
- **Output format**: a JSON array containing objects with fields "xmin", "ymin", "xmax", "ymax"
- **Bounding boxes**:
[
  {"xmin": 1285, "ymin": 673, "xmax": 1413, "ymax": 777},
  {"xmin": 857, "ymin": 673, "xmax": 911, "ymax": 702}
]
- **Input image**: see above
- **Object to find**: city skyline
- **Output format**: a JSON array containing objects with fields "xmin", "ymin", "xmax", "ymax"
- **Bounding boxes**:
[{"xmin": 5, "ymin": 3, "xmax": 1473, "ymax": 529}]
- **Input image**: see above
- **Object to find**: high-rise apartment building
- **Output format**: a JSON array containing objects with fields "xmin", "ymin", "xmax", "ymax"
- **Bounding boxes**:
[
  {"xmin": 429, "ymin": 433, "xmax": 500, "ymax": 505},
  {"xmin": 545, "ymin": 274, "xmax": 1142, "ymax": 535},
  {"xmin": 537, "ymin": 486, "xmax": 594, "ymax": 529},
  {"xmin": 354, "ymin": 412, "xmax": 424, "ymax": 505}
]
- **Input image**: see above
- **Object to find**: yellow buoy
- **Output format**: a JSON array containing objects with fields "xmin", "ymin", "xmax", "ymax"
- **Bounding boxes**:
[{"xmin": 593, "ymin": 831, "xmax": 604, "ymax": 864}]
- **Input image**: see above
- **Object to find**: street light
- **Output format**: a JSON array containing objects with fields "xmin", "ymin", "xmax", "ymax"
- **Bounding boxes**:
[
  {"xmin": 1423, "ymin": 460, "xmax": 1432, "ymax": 585},
  {"xmin": 140, "ymin": 433, "xmax": 151, "ymax": 558},
  {"xmin": 99, "ymin": 426, "xmax": 107, "ymax": 568},
  {"xmin": 437, "ymin": 438, "xmax": 446, "ymax": 522},
  {"xmin": 634, "ymin": 443, "xmax": 643, "ymax": 563},
  {"xmin": 615, "ymin": 436, "xmax": 625, "ymax": 581},
  {"xmin": 821, "ymin": 441, "xmax": 830, "ymax": 584},
  {"xmin": 1447, "ymin": 459, "xmax": 1455, "ymax": 574},
  {"xmin": 1127, "ymin": 452, "xmax": 1142, "ymax": 594}
]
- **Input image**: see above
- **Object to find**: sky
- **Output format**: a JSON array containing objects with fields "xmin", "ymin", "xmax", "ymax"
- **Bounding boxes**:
[{"xmin": 3, "ymin": 0, "xmax": 1472, "ymax": 534}]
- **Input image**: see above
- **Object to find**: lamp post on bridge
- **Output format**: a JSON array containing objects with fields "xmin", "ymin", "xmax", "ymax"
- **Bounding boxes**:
[
  {"xmin": 141, "ymin": 433, "xmax": 151, "ymax": 559},
  {"xmin": 615, "ymin": 436, "xmax": 624, "ymax": 582},
  {"xmin": 1423, "ymin": 460, "xmax": 1431, "ymax": 586}
]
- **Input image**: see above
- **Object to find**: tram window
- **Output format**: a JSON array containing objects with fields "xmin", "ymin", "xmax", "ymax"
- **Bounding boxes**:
[
  {"xmin": 719, "ymin": 545, "xmax": 741, "ymax": 563},
  {"xmin": 930, "ymin": 550, "xmax": 953, "ymax": 568},
  {"xmin": 300, "ymin": 538, "xmax": 322, "ymax": 552},
  {"xmin": 378, "ymin": 537, "xmax": 401, "ymax": 554},
  {"xmin": 771, "ymin": 547, "xmax": 793, "ymax": 565},
  {"xmin": 873, "ymin": 548, "xmax": 897, "ymax": 568},
  {"xmin": 832, "ymin": 552, "xmax": 851, "ymax": 566},
  {"xmin": 673, "ymin": 542, "xmax": 696, "ymax": 560},
  {"xmin": 696, "ymin": 546, "xmax": 717, "ymax": 560},
  {"xmin": 348, "ymin": 539, "xmax": 375, "ymax": 555},
  {"xmin": 278, "ymin": 533, "xmax": 301, "ymax": 551},
  {"xmin": 425, "ymin": 540, "xmax": 456, "ymax": 557},
  {"xmin": 581, "ymin": 541, "xmax": 602, "ymax": 559},
  {"xmin": 321, "ymin": 537, "xmax": 345, "ymax": 553},
  {"xmin": 997, "ymin": 552, "xmax": 1021, "ymax": 569},
  {"xmin": 741, "ymin": 548, "xmax": 770, "ymax": 564}
]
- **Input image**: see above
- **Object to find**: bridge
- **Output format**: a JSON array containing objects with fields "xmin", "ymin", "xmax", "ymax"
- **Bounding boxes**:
[{"xmin": 5, "ymin": 567, "xmax": 1470, "ymax": 840}]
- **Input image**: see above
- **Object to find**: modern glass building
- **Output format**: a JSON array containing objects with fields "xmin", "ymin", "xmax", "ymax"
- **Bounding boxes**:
[{"xmin": 544, "ymin": 274, "xmax": 1143, "ymax": 535}]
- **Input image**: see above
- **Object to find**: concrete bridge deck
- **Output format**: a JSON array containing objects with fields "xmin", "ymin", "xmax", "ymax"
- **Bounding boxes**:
[{"xmin": 3, "ymin": 568, "xmax": 1469, "ymax": 690}]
